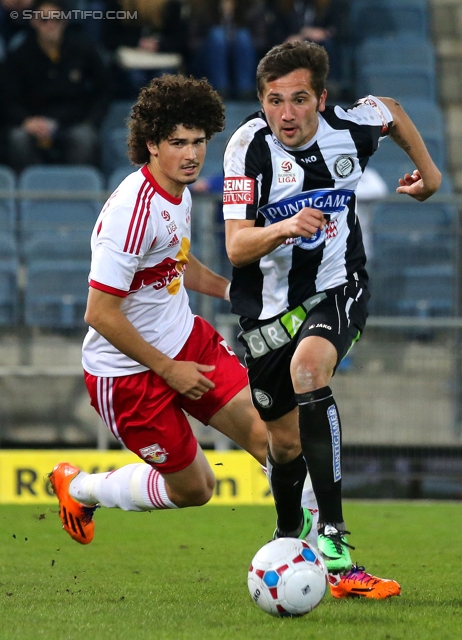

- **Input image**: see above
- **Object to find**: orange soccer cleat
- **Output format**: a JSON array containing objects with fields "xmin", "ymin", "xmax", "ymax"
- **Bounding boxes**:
[
  {"xmin": 49, "ymin": 462, "xmax": 96, "ymax": 545},
  {"xmin": 329, "ymin": 565, "xmax": 401, "ymax": 599}
]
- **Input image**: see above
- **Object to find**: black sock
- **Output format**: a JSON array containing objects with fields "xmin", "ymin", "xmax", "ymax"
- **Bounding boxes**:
[
  {"xmin": 266, "ymin": 448, "xmax": 307, "ymax": 534},
  {"xmin": 295, "ymin": 386, "xmax": 343, "ymax": 524}
]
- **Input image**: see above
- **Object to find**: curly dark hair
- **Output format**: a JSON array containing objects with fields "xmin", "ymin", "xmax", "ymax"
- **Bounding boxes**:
[
  {"xmin": 127, "ymin": 75, "xmax": 225, "ymax": 165},
  {"xmin": 256, "ymin": 41, "xmax": 330, "ymax": 100}
]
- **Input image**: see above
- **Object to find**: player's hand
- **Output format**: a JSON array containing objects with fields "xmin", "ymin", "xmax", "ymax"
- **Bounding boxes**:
[
  {"xmin": 283, "ymin": 207, "xmax": 326, "ymax": 239},
  {"xmin": 396, "ymin": 169, "xmax": 441, "ymax": 202},
  {"xmin": 159, "ymin": 360, "xmax": 215, "ymax": 400}
]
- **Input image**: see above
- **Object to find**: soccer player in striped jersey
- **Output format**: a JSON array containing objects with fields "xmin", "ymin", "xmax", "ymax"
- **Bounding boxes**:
[{"xmin": 223, "ymin": 40, "xmax": 441, "ymax": 595}]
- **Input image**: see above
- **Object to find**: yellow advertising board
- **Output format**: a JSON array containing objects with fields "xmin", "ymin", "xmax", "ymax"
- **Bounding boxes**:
[{"xmin": 0, "ymin": 450, "xmax": 274, "ymax": 506}]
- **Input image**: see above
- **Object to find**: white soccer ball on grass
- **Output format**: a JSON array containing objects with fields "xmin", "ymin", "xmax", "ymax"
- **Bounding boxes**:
[{"xmin": 247, "ymin": 537, "xmax": 328, "ymax": 617}]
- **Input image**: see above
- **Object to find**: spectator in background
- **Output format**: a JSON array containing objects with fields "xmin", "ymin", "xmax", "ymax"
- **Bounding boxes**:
[
  {"xmin": 188, "ymin": 0, "xmax": 257, "ymax": 100},
  {"xmin": 0, "ymin": 0, "xmax": 34, "ymax": 50},
  {"xmin": 101, "ymin": 0, "xmax": 189, "ymax": 99},
  {"xmin": 3, "ymin": 0, "xmax": 111, "ymax": 173},
  {"xmin": 250, "ymin": 0, "xmax": 351, "ymax": 97}
]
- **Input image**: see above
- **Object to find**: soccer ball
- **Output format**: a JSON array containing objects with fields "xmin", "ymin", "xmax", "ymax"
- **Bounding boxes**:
[{"xmin": 247, "ymin": 538, "xmax": 328, "ymax": 617}]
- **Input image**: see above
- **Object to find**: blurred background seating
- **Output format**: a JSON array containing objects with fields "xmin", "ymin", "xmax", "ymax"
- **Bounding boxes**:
[{"xmin": 1, "ymin": 0, "xmax": 462, "ymax": 499}]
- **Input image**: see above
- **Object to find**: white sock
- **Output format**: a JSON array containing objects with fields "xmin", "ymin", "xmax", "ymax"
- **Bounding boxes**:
[
  {"xmin": 69, "ymin": 463, "xmax": 178, "ymax": 511},
  {"xmin": 301, "ymin": 474, "xmax": 319, "ymax": 548}
]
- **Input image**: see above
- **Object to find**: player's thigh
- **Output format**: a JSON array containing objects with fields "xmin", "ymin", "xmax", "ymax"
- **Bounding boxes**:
[
  {"xmin": 85, "ymin": 371, "xmax": 199, "ymax": 475},
  {"xmin": 180, "ymin": 316, "xmax": 249, "ymax": 424},
  {"xmin": 244, "ymin": 340, "xmax": 297, "ymax": 422},
  {"xmin": 208, "ymin": 386, "xmax": 268, "ymax": 466},
  {"xmin": 297, "ymin": 282, "xmax": 369, "ymax": 371}
]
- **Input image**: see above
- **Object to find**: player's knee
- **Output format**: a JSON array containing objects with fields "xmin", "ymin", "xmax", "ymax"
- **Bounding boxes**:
[
  {"xmin": 184, "ymin": 485, "xmax": 214, "ymax": 507},
  {"xmin": 290, "ymin": 359, "xmax": 330, "ymax": 392},
  {"xmin": 174, "ymin": 475, "xmax": 215, "ymax": 507},
  {"xmin": 268, "ymin": 430, "xmax": 301, "ymax": 463}
]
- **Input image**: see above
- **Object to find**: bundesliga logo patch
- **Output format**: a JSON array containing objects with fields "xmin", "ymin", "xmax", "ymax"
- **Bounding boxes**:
[{"xmin": 223, "ymin": 177, "xmax": 255, "ymax": 205}]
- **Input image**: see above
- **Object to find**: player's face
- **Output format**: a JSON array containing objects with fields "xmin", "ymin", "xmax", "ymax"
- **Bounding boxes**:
[
  {"xmin": 260, "ymin": 68, "xmax": 327, "ymax": 148},
  {"xmin": 147, "ymin": 125, "xmax": 207, "ymax": 196}
]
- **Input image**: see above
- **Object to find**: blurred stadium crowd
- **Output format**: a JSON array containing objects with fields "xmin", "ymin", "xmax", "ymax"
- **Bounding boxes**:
[
  {"xmin": 0, "ymin": 0, "xmax": 457, "ymax": 330},
  {"xmin": 1, "ymin": 1, "xmax": 462, "ymax": 501}
]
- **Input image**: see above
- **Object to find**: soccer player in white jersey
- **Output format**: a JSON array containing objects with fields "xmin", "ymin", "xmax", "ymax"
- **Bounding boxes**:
[
  {"xmin": 223, "ymin": 41, "xmax": 441, "ymax": 597},
  {"xmin": 49, "ymin": 74, "xmax": 268, "ymax": 541}
]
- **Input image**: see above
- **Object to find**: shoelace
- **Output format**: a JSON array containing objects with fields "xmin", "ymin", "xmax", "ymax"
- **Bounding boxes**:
[
  {"xmin": 323, "ymin": 528, "xmax": 355, "ymax": 554},
  {"xmin": 344, "ymin": 565, "xmax": 379, "ymax": 586}
]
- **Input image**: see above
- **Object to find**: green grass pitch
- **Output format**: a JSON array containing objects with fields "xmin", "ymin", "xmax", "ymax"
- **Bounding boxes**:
[{"xmin": 1, "ymin": 502, "xmax": 461, "ymax": 640}]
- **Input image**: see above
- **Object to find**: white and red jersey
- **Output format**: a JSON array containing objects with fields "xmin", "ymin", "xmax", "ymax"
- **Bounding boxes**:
[{"xmin": 82, "ymin": 165, "xmax": 194, "ymax": 376}]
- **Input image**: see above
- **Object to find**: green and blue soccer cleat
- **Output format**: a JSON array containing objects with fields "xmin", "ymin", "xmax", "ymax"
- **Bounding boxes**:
[{"xmin": 317, "ymin": 524, "xmax": 354, "ymax": 573}]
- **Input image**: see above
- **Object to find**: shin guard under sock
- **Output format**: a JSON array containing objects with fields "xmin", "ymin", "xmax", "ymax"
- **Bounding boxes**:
[
  {"xmin": 266, "ymin": 449, "xmax": 307, "ymax": 534},
  {"xmin": 295, "ymin": 386, "xmax": 343, "ymax": 524}
]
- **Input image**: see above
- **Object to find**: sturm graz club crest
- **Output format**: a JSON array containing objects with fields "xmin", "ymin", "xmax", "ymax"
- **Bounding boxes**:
[
  {"xmin": 253, "ymin": 389, "xmax": 273, "ymax": 408},
  {"xmin": 333, "ymin": 155, "xmax": 354, "ymax": 178}
]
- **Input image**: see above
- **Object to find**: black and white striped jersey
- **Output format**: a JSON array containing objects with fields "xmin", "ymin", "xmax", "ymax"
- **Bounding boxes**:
[{"xmin": 223, "ymin": 96, "xmax": 393, "ymax": 320}]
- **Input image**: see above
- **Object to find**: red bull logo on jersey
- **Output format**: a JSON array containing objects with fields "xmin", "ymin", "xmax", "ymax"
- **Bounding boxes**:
[
  {"xmin": 139, "ymin": 443, "xmax": 169, "ymax": 464},
  {"xmin": 223, "ymin": 177, "xmax": 255, "ymax": 204}
]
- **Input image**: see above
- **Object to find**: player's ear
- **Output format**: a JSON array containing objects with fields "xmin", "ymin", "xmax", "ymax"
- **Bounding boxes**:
[
  {"xmin": 146, "ymin": 141, "xmax": 158, "ymax": 156},
  {"xmin": 317, "ymin": 89, "xmax": 327, "ymax": 113}
]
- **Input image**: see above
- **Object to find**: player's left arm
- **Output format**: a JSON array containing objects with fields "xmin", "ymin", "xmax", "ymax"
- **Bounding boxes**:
[
  {"xmin": 378, "ymin": 96, "xmax": 442, "ymax": 201},
  {"xmin": 184, "ymin": 253, "xmax": 230, "ymax": 300}
]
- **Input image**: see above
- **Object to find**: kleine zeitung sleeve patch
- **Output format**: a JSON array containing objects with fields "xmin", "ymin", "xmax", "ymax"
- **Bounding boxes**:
[{"xmin": 223, "ymin": 177, "xmax": 255, "ymax": 205}]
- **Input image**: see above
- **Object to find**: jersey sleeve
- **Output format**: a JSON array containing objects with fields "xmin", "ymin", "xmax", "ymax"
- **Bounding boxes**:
[
  {"xmin": 89, "ymin": 201, "xmax": 157, "ymax": 297},
  {"xmin": 350, "ymin": 95, "xmax": 393, "ymax": 134},
  {"xmin": 222, "ymin": 118, "xmax": 267, "ymax": 221},
  {"xmin": 335, "ymin": 95, "xmax": 393, "ymax": 157}
]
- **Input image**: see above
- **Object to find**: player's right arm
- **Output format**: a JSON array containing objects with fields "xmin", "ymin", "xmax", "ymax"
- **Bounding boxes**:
[
  {"xmin": 225, "ymin": 210, "xmax": 326, "ymax": 268},
  {"xmin": 223, "ymin": 119, "xmax": 325, "ymax": 267},
  {"xmin": 84, "ymin": 287, "xmax": 215, "ymax": 399}
]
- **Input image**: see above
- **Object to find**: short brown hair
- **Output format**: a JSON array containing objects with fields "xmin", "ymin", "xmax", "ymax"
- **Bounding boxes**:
[
  {"xmin": 127, "ymin": 75, "xmax": 225, "ymax": 165},
  {"xmin": 256, "ymin": 41, "xmax": 330, "ymax": 100}
]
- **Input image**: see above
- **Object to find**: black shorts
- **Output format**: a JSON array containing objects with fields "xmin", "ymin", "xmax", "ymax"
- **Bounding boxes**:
[{"xmin": 239, "ymin": 282, "xmax": 370, "ymax": 422}]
